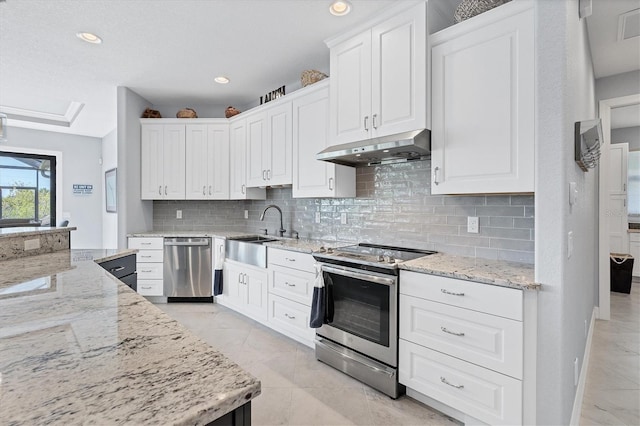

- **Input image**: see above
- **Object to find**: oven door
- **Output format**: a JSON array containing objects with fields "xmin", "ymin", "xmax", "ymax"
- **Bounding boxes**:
[{"xmin": 317, "ymin": 264, "xmax": 398, "ymax": 367}]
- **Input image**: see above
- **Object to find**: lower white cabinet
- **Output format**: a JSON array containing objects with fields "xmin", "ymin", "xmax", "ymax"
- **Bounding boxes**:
[
  {"xmin": 399, "ymin": 270, "xmax": 526, "ymax": 425},
  {"xmin": 630, "ymin": 233, "xmax": 640, "ymax": 277},
  {"xmin": 128, "ymin": 237, "xmax": 164, "ymax": 296},
  {"xmin": 268, "ymin": 293, "xmax": 315, "ymax": 343},
  {"xmin": 222, "ymin": 259, "xmax": 269, "ymax": 322}
]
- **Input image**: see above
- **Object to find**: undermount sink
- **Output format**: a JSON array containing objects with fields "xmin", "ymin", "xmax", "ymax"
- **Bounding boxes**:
[{"xmin": 225, "ymin": 235, "xmax": 278, "ymax": 268}]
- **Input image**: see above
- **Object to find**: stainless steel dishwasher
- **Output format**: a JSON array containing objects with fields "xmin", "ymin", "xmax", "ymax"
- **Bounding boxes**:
[{"xmin": 164, "ymin": 237, "xmax": 212, "ymax": 301}]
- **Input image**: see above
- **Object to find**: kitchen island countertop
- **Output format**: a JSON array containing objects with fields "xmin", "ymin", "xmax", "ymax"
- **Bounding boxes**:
[{"xmin": 0, "ymin": 249, "xmax": 260, "ymax": 425}]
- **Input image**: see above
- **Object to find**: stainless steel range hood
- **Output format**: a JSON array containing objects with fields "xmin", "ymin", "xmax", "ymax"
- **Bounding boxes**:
[{"xmin": 316, "ymin": 129, "xmax": 430, "ymax": 167}]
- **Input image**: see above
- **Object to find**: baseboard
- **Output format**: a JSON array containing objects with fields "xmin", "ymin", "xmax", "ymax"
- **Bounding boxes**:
[{"xmin": 569, "ymin": 306, "xmax": 597, "ymax": 425}]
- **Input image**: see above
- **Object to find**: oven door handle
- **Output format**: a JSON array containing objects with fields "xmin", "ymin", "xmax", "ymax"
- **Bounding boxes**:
[{"xmin": 320, "ymin": 264, "xmax": 396, "ymax": 287}]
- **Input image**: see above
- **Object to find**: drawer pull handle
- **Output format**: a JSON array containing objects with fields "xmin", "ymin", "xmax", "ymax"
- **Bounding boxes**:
[
  {"xmin": 285, "ymin": 282, "xmax": 296, "ymax": 287},
  {"xmin": 441, "ymin": 327, "xmax": 465, "ymax": 337},
  {"xmin": 141, "ymin": 286, "xmax": 152, "ymax": 290},
  {"xmin": 284, "ymin": 313, "xmax": 296, "ymax": 320},
  {"xmin": 141, "ymin": 270, "xmax": 153, "ymax": 273},
  {"xmin": 441, "ymin": 289, "xmax": 464, "ymax": 296},
  {"xmin": 285, "ymin": 258, "xmax": 296, "ymax": 262},
  {"xmin": 141, "ymin": 242, "xmax": 152, "ymax": 245},
  {"xmin": 440, "ymin": 377, "xmax": 464, "ymax": 389},
  {"xmin": 140, "ymin": 255, "xmax": 151, "ymax": 258},
  {"xmin": 109, "ymin": 266, "xmax": 126, "ymax": 272}
]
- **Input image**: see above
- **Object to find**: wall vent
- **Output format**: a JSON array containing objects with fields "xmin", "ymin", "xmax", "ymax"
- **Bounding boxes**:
[{"xmin": 618, "ymin": 8, "xmax": 640, "ymax": 41}]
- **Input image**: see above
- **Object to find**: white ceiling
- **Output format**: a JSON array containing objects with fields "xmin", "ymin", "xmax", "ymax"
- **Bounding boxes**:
[{"xmin": 1, "ymin": 0, "xmax": 639, "ymax": 139}]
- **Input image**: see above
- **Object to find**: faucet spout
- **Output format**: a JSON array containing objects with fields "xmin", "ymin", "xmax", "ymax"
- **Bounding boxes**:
[{"xmin": 259, "ymin": 204, "xmax": 286, "ymax": 237}]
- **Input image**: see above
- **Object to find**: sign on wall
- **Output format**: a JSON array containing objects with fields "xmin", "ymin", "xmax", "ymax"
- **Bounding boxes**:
[{"xmin": 72, "ymin": 184, "xmax": 93, "ymax": 195}]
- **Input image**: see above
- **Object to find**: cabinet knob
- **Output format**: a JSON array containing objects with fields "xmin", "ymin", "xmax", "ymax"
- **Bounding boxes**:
[
  {"xmin": 364, "ymin": 116, "xmax": 369, "ymax": 131},
  {"xmin": 372, "ymin": 114, "xmax": 378, "ymax": 129},
  {"xmin": 164, "ymin": 186, "xmax": 168, "ymax": 195},
  {"xmin": 433, "ymin": 167, "xmax": 440, "ymax": 186},
  {"xmin": 158, "ymin": 186, "xmax": 162, "ymax": 195},
  {"xmin": 329, "ymin": 177, "xmax": 334, "ymax": 191},
  {"xmin": 241, "ymin": 184, "xmax": 246, "ymax": 194},
  {"xmin": 203, "ymin": 186, "xmax": 206, "ymax": 195}
]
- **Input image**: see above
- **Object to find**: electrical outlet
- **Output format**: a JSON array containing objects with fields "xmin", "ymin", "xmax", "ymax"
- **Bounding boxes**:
[
  {"xmin": 244, "ymin": 210, "xmax": 249, "ymax": 219},
  {"xmin": 176, "ymin": 210, "xmax": 182, "ymax": 219},
  {"xmin": 24, "ymin": 239, "xmax": 40, "ymax": 250},
  {"xmin": 340, "ymin": 212, "xmax": 347, "ymax": 225},
  {"xmin": 315, "ymin": 212, "xmax": 321, "ymax": 223},
  {"xmin": 467, "ymin": 216, "xmax": 479, "ymax": 233}
]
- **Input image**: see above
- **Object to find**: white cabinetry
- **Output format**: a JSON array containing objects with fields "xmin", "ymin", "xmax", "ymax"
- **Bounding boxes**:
[
  {"xmin": 229, "ymin": 119, "xmax": 266, "ymax": 199},
  {"xmin": 630, "ymin": 233, "xmax": 640, "ymax": 277},
  {"xmin": 128, "ymin": 237, "xmax": 164, "ymax": 296},
  {"xmin": 141, "ymin": 124, "xmax": 186, "ymax": 200},
  {"xmin": 292, "ymin": 81, "xmax": 356, "ymax": 198},
  {"xmin": 267, "ymin": 248, "xmax": 316, "ymax": 346},
  {"xmin": 609, "ymin": 143, "xmax": 629, "ymax": 253},
  {"xmin": 327, "ymin": 2, "xmax": 427, "ymax": 145},
  {"xmin": 430, "ymin": 1, "xmax": 534, "ymax": 194},
  {"xmin": 222, "ymin": 259, "xmax": 269, "ymax": 322},
  {"xmin": 399, "ymin": 270, "xmax": 525, "ymax": 425},
  {"xmin": 185, "ymin": 122, "xmax": 230, "ymax": 200},
  {"xmin": 246, "ymin": 102, "xmax": 293, "ymax": 187}
]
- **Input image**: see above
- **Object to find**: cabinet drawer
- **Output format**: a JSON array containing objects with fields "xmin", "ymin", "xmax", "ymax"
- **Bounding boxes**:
[
  {"xmin": 268, "ymin": 248, "xmax": 315, "ymax": 273},
  {"xmin": 137, "ymin": 279, "xmax": 163, "ymax": 296},
  {"xmin": 399, "ymin": 339, "xmax": 522, "ymax": 426},
  {"xmin": 137, "ymin": 263, "xmax": 163, "ymax": 280},
  {"xmin": 99, "ymin": 254, "xmax": 136, "ymax": 279},
  {"xmin": 269, "ymin": 265, "xmax": 314, "ymax": 306},
  {"xmin": 400, "ymin": 295, "xmax": 523, "ymax": 379},
  {"xmin": 400, "ymin": 270, "xmax": 523, "ymax": 321},
  {"xmin": 128, "ymin": 237, "xmax": 164, "ymax": 250},
  {"xmin": 268, "ymin": 293, "xmax": 315, "ymax": 341},
  {"xmin": 136, "ymin": 250, "xmax": 164, "ymax": 263},
  {"xmin": 630, "ymin": 233, "xmax": 640, "ymax": 243}
]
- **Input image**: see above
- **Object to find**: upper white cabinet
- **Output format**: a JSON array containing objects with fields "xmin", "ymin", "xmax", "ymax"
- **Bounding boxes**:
[
  {"xmin": 327, "ymin": 2, "xmax": 427, "ymax": 145},
  {"xmin": 246, "ymin": 102, "xmax": 293, "ymax": 187},
  {"xmin": 229, "ymin": 119, "xmax": 266, "ymax": 200},
  {"xmin": 292, "ymin": 81, "xmax": 356, "ymax": 198},
  {"xmin": 185, "ymin": 122, "xmax": 230, "ymax": 200},
  {"xmin": 430, "ymin": 1, "xmax": 534, "ymax": 194},
  {"xmin": 141, "ymin": 123, "xmax": 186, "ymax": 200}
]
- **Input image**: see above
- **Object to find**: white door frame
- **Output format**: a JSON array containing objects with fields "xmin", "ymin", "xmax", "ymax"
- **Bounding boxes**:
[{"xmin": 598, "ymin": 94, "xmax": 640, "ymax": 320}]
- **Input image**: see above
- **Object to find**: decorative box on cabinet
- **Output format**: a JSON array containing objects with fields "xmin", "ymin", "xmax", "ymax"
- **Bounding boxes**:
[
  {"xmin": 140, "ymin": 123, "xmax": 186, "ymax": 200},
  {"xmin": 326, "ymin": 1, "xmax": 427, "ymax": 145},
  {"xmin": 430, "ymin": 0, "xmax": 534, "ymax": 194},
  {"xmin": 292, "ymin": 81, "xmax": 355, "ymax": 198},
  {"xmin": 267, "ymin": 248, "xmax": 316, "ymax": 346},
  {"xmin": 128, "ymin": 237, "xmax": 164, "ymax": 296},
  {"xmin": 399, "ymin": 270, "xmax": 528, "ymax": 425},
  {"xmin": 229, "ymin": 119, "xmax": 266, "ymax": 200},
  {"xmin": 185, "ymin": 122, "xmax": 230, "ymax": 200}
]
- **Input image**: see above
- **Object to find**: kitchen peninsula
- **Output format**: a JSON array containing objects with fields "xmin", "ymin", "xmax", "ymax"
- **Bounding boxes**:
[{"xmin": 0, "ymin": 249, "xmax": 260, "ymax": 425}]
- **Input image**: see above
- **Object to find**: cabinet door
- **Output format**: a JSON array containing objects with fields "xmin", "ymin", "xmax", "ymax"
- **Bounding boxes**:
[
  {"xmin": 229, "ymin": 120, "xmax": 247, "ymax": 198},
  {"xmin": 185, "ymin": 124, "xmax": 209, "ymax": 199},
  {"xmin": 630, "ymin": 241, "xmax": 640, "ymax": 277},
  {"xmin": 329, "ymin": 30, "xmax": 372, "ymax": 145},
  {"xmin": 207, "ymin": 124, "xmax": 230, "ymax": 199},
  {"xmin": 266, "ymin": 102, "xmax": 293, "ymax": 186},
  {"xmin": 162, "ymin": 125, "xmax": 186, "ymax": 199},
  {"xmin": 371, "ymin": 1, "xmax": 427, "ymax": 138},
  {"xmin": 245, "ymin": 268, "xmax": 268, "ymax": 321},
  {"xmin": 431, "ymin": 6, "xmax": 534, "ymax": 194},
  {"xmin": 293, "ymin": 87, "xmax": 334, "ymax": 197},
  {"xmin": 246, "ymin": 112, "xmax": 268, "ymax": 187},
  {"xmin": 140, "ymin": 124, "xmax": 165, "ymax": 200},
  {"xmin": 609, "ymin": 143, "xmax": 628, "ymax": 195},
  {"xmin": 222, "ymin": 261, "xmax": 245, "ymax": 308}
]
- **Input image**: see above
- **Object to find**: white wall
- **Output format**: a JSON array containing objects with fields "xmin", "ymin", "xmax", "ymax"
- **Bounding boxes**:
[
  {"xmin": 2, "ymin": 127, "xmax": 103, "ymax": 249},
  {"xmin": 611, "ymin": 126, "xmax": 640, "ymax": 151},
  {"xmin": 535, "ymin": 0, "xmax": 598, "ymax": 424},
  {"xmin": 102, "ymin": 128, "xmax": 118, "ymax": 249},
  {"xmin": 116, "ymin": 87, "xmax": 153, "ymax": 248},
  {"xmin": 595, "ymin": 70, "xmax": 640, "ymax": 102}
]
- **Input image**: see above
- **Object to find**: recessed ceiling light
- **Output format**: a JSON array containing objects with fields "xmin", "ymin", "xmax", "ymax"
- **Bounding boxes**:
[
  {"xmin": 329, "ymin": 0, "xmax": 351, "ymax": 16},
  {"xmin": 383, "ymin": 149, "xmax": 390, "ymax": 153},
  {"xmin": 76, "ymin": 32, "xmax": 102, "ymax": 44},
  {"xmin": 214, "ymin": 76, "xmax": 230, "ymax": 84}
]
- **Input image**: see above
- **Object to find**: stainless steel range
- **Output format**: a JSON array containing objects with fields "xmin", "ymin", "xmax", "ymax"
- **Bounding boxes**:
[{"xmin": 312, "ymin": 243, "xmax": 436, "ymax": 398}]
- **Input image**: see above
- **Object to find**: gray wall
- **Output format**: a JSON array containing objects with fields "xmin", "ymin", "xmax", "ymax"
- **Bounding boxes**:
[
  {"xmin": 117, "ymin": 87, "xmax": 154, "ymax": 249},
  {"xmin": 2, "ymin": 127, "xmax": 103, "ymax": 249},
  {"xmin": 102, "ymin": 128, "xmax": 118, "ymax": 249},
  {"xmin": 611, "ymin": 126, "xmax": 640, "ymax": 151},
  {"xmin": 154, "ymin": 159, "xmax": 535, "ymax": 263},
  {"xmin": 595, "ymin": 70, "xmax": 640, "ymax": 102},
  {"xmin": 535, "ymin": 0, "xmax": 598, "ymax": 424}
]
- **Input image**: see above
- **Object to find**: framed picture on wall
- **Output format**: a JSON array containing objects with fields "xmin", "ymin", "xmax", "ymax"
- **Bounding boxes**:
[{"xmin": 105, "ymin": 168, "xmax": 117, "ymax": 213}]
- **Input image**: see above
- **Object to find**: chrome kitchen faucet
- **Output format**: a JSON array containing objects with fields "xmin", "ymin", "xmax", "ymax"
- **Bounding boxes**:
[{"xmin": 259, "ymin": 204, "xmax": 286, "ymax": 237}]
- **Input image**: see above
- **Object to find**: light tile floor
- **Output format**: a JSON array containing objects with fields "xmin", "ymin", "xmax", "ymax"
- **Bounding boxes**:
[
  {"xmin": 580, "ymin": 277, "xmax": 640, "ymax": 425},
  {"xmin": 156, "ymin": 303, "xmax": 461, "ymax": 426},
  {"xmin": 157, "ymin": 277, "xmax": 639, "ymax": 426}
]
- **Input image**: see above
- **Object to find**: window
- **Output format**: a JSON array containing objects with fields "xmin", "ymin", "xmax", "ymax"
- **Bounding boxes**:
[
  {"xmin": 629, "ymin": 151, "xmax": 640, "ymax": 217},
  {"xmin": 0, "ymin": 152, "xmax": 56, "ymax": 227}
]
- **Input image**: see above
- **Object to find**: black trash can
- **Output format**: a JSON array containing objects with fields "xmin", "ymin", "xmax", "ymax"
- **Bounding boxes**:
[{"xmin": 610, "ymin": 253, "xmax": 634, "ymax": 294}]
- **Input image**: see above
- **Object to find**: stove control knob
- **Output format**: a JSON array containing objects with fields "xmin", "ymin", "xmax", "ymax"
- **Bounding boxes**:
[
  {"xmin": 318, "ymin": 246, "xmax": 326, "ymax": 253},
  {"xmin": 384, "ymin": 256, "xmax": 395, "ymax": 264},
  {"xmin": 327, "ymin": 247, "xmax": 334, "ymax": 254},
  {"xmin": 377, "ymin": 255, "xmax": 385, "ymax": 262}
]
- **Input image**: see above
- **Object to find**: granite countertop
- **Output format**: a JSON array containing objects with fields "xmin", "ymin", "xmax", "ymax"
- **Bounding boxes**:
[
  {"xmin": 0, "ymin": 226, "xmax": 77, "ymax": 238},
  {"xmin": 0, "ymin": 250, "xmax": 260, "ymax": 425},
  {"xmin": 400, "ymin": 253, "xmax": 539, "ymax": 290},
  {"xmin": 128, "ymin": 230, "xmax": 258, "ymax": 239},
  {"xmin": 264, "ymin": 238, "xmax": 345, "ymax": 254}
]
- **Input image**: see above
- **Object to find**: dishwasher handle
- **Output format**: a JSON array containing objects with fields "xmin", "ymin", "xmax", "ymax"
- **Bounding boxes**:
[{"xmin": 164, "ymin": 238, "xmax": 210, "ymax": 247}]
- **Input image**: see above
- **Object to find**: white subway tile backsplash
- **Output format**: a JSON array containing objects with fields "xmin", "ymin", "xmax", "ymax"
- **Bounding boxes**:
[{"xmin": 153, "ymin": 161, "xmax": 534, "ymax": 263}]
